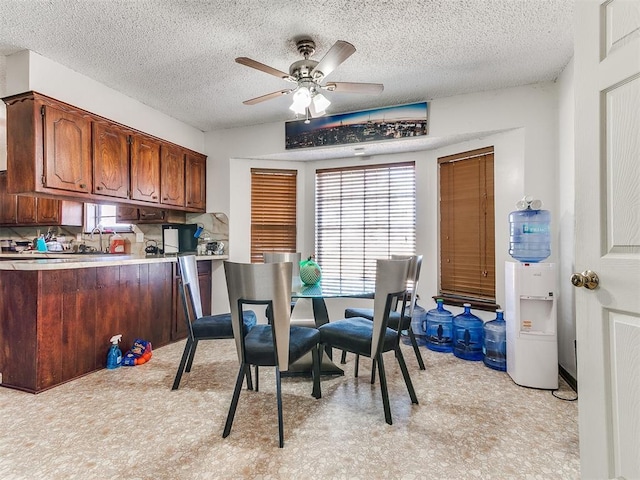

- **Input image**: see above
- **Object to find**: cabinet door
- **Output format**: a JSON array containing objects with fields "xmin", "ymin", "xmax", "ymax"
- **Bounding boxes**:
[
  {"xmin": 160, "ymin": 144, "xmax": 185, "ymax": 207},
  {"xmin": 42, "ymin": 105, "xmax": 92, "ymax": 194},
  {"xmin": 130, "ymin": 134, "xmax": 160, "ymax": 203},
  {"xmin": 0, "ymin": 172, "xmax": 17, "ymax": 224},
  {"xmin": 138, "ymin": 208, "xmax": 167, "ymax": 222},
  {"xmin": 16, "ymin": 196, "xmax": 37, "ymax": 224},
  {"xmin": 93, "ymin": 122, "xmax": 130, "ymax": 199},
  {"xmin": 116, "ymin": 206, "xmax": 139, "ymax": 222},
  {"xmin": 185, "ymin": 152, "xmax": 206, "ymax": 210},
  {"xmin": 36, "ymin": 198, "xmax": 61, "ymax": 224}
]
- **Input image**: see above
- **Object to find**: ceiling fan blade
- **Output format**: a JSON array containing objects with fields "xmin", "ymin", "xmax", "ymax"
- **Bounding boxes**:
[
  {"xmin": 325, "ymin": 82, "xmax": 384, "ymax": 94},
  {"xmin": 235, "ymin": 57, "xmax": 293, "ymax": 81},
  {"xmin": 311, "ymin": 40, "xmax": 356, "ymax": 78},
  {"xmin": 242, "ymin": 89, "xmax": 293, "ymax": 105}
]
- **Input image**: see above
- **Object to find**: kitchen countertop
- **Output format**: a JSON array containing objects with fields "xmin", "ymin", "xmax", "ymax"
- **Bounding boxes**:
[{"xmin": 0, "ymin": 253, "xmax": 228, "ymax": 270}]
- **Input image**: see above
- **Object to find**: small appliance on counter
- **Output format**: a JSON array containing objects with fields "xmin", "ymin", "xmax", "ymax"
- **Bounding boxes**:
[{"xmin": 162, "ymin": 224, "xmax": 198, "ymax": 254}]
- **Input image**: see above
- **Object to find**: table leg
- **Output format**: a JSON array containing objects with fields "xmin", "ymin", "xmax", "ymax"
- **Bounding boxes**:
[{"xmin": 284, "ymin": 297, "xmax": 344, "ymax": 377}]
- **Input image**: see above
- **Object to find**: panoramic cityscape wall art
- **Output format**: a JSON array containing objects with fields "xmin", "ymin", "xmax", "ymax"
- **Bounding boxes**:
[{"xmin": 285, "ymin": 102, "xmax": 429, "ymax": 150}]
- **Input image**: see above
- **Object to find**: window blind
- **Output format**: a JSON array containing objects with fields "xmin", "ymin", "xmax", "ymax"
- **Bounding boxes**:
[
  {"xmin": 251, "ymin": 168, "xmax": 297, "ymax": 263},
  {"xmin": 439, "ymin": 147, "xmax": 495, "ymax": 307},
  {"xmin": 316, "ymin": 162, "xmax": 416, "ymax": 283}
]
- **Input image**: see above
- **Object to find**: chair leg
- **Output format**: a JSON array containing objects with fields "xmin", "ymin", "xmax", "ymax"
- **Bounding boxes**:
[
  {"xmin": 223, "ymin": 363, "xmax": 249, "ymax": 439},
  {"xmin": 171, "ymin": 338, "xmax": 194, "ymax": 390},
  {"xmin": 340, "ymin": 350, "xmax": 347, "ymax": 364},
  {"xmin": 311, "ymin": 345, "xmax": 321, "ymax": 399},
  {"xmin": 354, "ymin": 354, "xmax": 360, "ymax": 377},
  {"xmin": 255, "ymin": 365, "xmax": 259, "ymax": 392},
  {"xmin": 245, "ymin": 367, "xmax": 253, "ymax": 391},
  {"xmin": 376, "ymin": 354, "xmax": 393, "ymax": 425},
  {"xmin": 275, "ymin": 367, "xmax": 284, "ymax": 448},
  {"xmin": 370, "ymin": 358, "xmax": 376, "ymax": 384},
  {"xmin": 407, "ymin": 327, "xmax": 426, "ymax": 370},
  {"xmin": 185, "ymin": 338, "xmax": 199, "ymax": 372},
  {"xmin": 395, "ymin": 346, "xmax": 419, "ymax": 404}
]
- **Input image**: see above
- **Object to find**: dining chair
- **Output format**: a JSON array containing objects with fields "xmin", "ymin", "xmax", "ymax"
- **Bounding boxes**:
[
  {"xmin": 171, "ymin": 255, "xmax": 257, "ymax": 390},
  {"xmin": 341, "ymin": 255, "xmax": 426, "ymax": 375},
  {"xmin": 223, "ymin": 261, "xmax": 322, "ymax": 448},
  {"xmin": 318, "ymin": 258, "xmax": 418, "ymax": 425}
]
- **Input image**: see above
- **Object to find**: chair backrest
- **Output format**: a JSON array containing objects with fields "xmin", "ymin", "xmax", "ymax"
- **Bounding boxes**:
[
  {"xmin": 224, "ymin": 261, "xmax": 293, "ymax": 369},
  {"xmin": 371, "ymin": 258, "xmax": 411, "ymax": 357},
  {"xmin": 391, "ymin": 254, "xmax": 423, "ymax": 317},
  {"xmin": 178, "ymin": 254, "xmax": 203, "ymax": 320},
  {"xmin": 263, "ymin": 252, "xmax": 301, "ymax": 286}
]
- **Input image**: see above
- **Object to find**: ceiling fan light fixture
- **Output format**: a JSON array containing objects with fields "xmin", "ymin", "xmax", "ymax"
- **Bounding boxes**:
[
  {"xmin": 291, "ymin": 86, "xmax": 312, "ymax": 110},
  {"xmin": 312, "ymin": 93, "xmax": 331, "ymax": 113}
]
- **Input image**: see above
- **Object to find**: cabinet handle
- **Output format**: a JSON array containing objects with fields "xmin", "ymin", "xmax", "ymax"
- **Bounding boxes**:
[
  {"xmin": 152, "ymin": 195, "xmax": 158, "ymax": 200},
  {"xmin": 96, "ymin": 186, "xmax": 103, "ymax": 190},
  {"xmin": 79, "ymin": 183, "xmax": 87, "ymax": 189}
]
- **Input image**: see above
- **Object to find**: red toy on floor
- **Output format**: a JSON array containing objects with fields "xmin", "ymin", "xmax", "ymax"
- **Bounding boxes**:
[{"xmin": 122, "ymin": 339, "xmax": 153, "ymax": 366}]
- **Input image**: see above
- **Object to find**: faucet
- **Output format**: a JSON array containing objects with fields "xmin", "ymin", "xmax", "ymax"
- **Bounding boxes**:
[{"xmin": 90, "ymin": 226, "xmax": 104, "ymax": 253}]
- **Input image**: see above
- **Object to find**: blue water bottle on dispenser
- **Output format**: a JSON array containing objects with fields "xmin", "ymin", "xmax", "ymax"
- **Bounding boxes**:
[
  {"xmin": 483, "ymin": 309, "xmax": 507, "ymax": 371},
  {"xmin": 509, "ymin": 196, "xmax": 550, "ymax": 263},
  {"xmin": 424, "ymin": 298, "xmax": 454, "ymax": 352},
  {"xmin": 453, "ymin": 303, "xmax": 484, "ymax": 361}
]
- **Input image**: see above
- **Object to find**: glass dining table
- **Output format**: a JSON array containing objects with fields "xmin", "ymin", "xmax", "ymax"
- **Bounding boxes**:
[{"xmin": 285, "ymin": 277, "xmax": 375, "ymax": 376}]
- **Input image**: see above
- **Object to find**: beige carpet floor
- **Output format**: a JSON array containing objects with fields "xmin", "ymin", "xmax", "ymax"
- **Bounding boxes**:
[{"xmin": 0, "ymin": 338, "xmax": 579, "ymax": 479}]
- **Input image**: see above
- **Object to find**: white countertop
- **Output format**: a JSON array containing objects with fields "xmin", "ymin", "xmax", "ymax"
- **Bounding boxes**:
[{"xmin": 0, "ymin": 253, "xmax": 228, "ymax": 270}]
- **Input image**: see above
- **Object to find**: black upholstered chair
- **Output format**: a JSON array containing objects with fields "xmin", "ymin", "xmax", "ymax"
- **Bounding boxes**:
[
  {"xmin": 172, "ymin": 255, "xmax": 257, "ymax": 390},
  {"xmin": 319, "ymin": 258, "xmax": 418, "ymax": 425},
  {"xmin": 342, "ymin": 254, "xmax": 425, "ymax": 375},
  {"xmin": 223, "ymin": 261, "xmax": 322, "ymax": 448}
]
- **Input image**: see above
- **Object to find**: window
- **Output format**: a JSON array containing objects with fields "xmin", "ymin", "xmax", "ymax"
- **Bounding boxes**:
[
  {"xmin": 315, "ymin": 162, "xmax": 416, "ymax": 284},
  {"xmin": 250, "ymin": 168, "xmax": 297, "ymax": 263},
  {"xmin": 84, "ymin": 204, "xmax": 132, "ymax": 233},
  {"xmin": 439, "ymin": 147, "xmax": 496, "ymax": 309}
]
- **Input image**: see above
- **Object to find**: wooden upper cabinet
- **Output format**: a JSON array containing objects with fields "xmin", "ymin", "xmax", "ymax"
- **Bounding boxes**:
[
  {"xmin": 93, "ymin": 122, "xmax": 130, "ymax": 199},
  {"xmin": 42, "ymin": 104, "xmax": 92, "ymax": 194},
  {"xmin": 185, "ymin": 152, "xmax": 206, "ymax": 210},
  {"xmin": 3, "ymin": 92, "xmax": 206, "ymax": 213},
  {"xmin": 160, "ymin": 144, "xmax": 185, "ymax": 207},
  {"xmin": 130, "ymin": 134, "xmax": 161, "ymax": 203},
  {"xmin": 0, "ymin": 172, "xmax": 17, "ymax": 224},
  {"xmin": 0, "ymin": 171, "xmax": 82, "ymax": 226}
]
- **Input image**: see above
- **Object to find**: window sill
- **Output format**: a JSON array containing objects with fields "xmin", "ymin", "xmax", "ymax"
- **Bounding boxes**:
[{"xmin": 433, "ymin": 294, "xmax": 500, "ymax": 312}]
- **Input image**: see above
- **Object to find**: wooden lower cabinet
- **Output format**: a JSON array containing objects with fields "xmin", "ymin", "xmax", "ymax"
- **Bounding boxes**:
[
  {"xmin": 172, "ymin": 260, "xmax": 212, "ymax": 340},
  {"xmin": 0, "ymin": 262, "xmax": 175, "ymax": 393}
]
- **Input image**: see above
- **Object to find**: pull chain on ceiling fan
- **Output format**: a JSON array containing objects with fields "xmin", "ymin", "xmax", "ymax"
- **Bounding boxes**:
[{"xmin": 235, "ymin": 38, "xmax": 384, "ymax": 121}]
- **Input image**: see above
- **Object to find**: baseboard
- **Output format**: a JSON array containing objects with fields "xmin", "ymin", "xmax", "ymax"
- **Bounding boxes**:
[{"xmin": 559, "ymin": 364, "xmax": 577, "ymax": 393}]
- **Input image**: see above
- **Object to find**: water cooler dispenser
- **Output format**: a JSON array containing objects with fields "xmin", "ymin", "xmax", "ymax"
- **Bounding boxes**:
[{"xmin": 505, "ymin": 262, "xmax": 558, "ymax": 389}]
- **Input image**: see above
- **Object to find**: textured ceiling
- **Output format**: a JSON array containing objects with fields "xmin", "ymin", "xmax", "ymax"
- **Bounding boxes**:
[{"xmin": 0, "ymin": 0, "xmax": 574, "ymax": 135}]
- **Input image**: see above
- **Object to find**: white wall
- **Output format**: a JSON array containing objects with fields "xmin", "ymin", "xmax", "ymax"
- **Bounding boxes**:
[
  {"xmin": 557, "ymin": 58, "xmax": 576, "ymax": 379},
  {"xmin": 210, "ymin": 83, "xmax": 560, "ymax": 324}
]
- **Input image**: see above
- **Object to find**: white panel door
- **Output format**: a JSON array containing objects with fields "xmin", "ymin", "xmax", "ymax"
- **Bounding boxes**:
[{"xmin": 574, "ymin": 1, "xmax": 640, "ymax": 478}]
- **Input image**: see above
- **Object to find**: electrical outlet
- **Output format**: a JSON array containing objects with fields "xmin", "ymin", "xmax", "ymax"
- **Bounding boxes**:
[{"xmin": 136, "ymin": 233, "xmax": 144, "ymax": 243}]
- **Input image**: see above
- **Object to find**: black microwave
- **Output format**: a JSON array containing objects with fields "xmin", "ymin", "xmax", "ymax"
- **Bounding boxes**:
[{"xmin": 162, "ymin": 224, "xmax": 198, "ymax": 254}]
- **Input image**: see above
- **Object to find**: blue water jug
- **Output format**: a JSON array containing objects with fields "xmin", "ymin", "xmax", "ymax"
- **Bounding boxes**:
[
  {"xmin": 409, "ymin": 303, "xmax": 427, "ymax": 346},
  {"xmin": 424, "ymin": 298, "xmax": 454, "ymax": 352},
  {"xmin": 509, "ymin": 208, "xmax": 551, "ymax": 263},
  {"xmin": 483, "ymin": 309, "xmax": 507, "ymax": 371},
  {"xmin": 452, "ymin": 303, "xmax": 484, "ymax": 361}
]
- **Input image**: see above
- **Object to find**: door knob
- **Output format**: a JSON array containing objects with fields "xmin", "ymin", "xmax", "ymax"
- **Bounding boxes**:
[{"xmin": 570, "ymin": 270, "xmax": 599, "ymax": 290}]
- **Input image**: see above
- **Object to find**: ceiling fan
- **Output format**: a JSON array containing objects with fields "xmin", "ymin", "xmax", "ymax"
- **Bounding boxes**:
[{"xmin": 235, "ymin": 38, "xmax": 384, "ymax": 121}]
